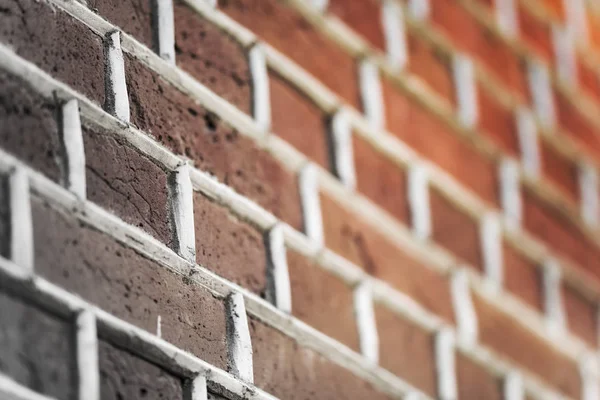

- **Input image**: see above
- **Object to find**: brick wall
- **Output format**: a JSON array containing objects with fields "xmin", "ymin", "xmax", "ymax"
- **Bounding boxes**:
[{"xmin": 2, "ymin": 0, "xmax": 600, "ymax": 399}]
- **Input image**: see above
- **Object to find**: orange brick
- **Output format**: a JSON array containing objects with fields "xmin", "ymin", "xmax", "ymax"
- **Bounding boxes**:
[
  {"xmin": 375, "ymin": 303, "xmax": 438, "ymax": 397},
  {"xmin": 562, "ymin": 283, "xmax": 598, "ymax": 348},
  {"xmin": 577, "ymin": 59, "xmax": 600, "ymax": 104},
  {"xmin": 477, "ymin": 84, "xmax": 520, "ymax": 156},
  {"xmin": 456, "ymin": 352, "xmax": 503, "ymax": 400},
  {"xmin": 327, "ymin": 0, "xmax": 385, "ymax": 51},
  {"xmin": 517, "ymin": 4, "xmax": 554, "ymax": 62},
  {"xmin": 539, "ymin": 0, "xmax": 566, "ymax": 21},
  {"xmin": 540, "ymin": 140, "xmax": 580, "ymax": 203},
  {"xmin": 503, "ymin": 241, "xmax": 544, "ymax": 312}
]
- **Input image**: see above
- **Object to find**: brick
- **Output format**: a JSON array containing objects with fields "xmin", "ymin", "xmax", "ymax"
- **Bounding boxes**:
[
  {"xmin": 381, "ymin": 77, "xmax": 500, "ymax": 205},
  {"xmin": 456, "ymin": 352, "xmax": 503, "ymax": 400},
  {"xmin": 539, "ymin": 140, "xmax": 580, "ymax": 203},
  {"xmin": 375, "ymin": 303, "xmax": 437, "ymax": 397},
  {"xmin": 320, "ymin": 191, "xmax": 455, "ymax": 322},
  {"xmin": 125, "ymin": 54, "xmax": 304, "ymax": 230},
  {"xmin": 539, "ymin": 0, "xmax": 566, "ymax": 21},
  {"xmin": 193, "ymin": 191, "xmax": 267, "ymax": 296},
  {"xmin": 0, "ymin": 70, "xmax": 62, "ymax": 183},
  {"xmin": 473, "ymin": 292, "xmax": 582, "ymax": 398},
  {"xmin": 220, "ymin": 0, "xmax": 361, "ymax": 109},
  {"xmin": 32, "ymin": 196, "xmax": 228, "ymax": 369},
  {"xmin": 88, "ymin": 0, "xmax": 153, "ymax": 49},
  {"xmin": 82, "ymin": 121, "xmax": 174, "ymax": 248},
  {"xmin": 516, "ymin": 4, "xmax": 554, "ymax": 62},
  {"xmin": 269, "ymin": 70, "xmax": 330, "ymax": 169},
  {"xmin": 406, "ymin": 30, "xmax": 456, "ymax": 106},
  {"xmin": 352, "ymin": 134, "xmax": 411, "ymax": 224},
  {"xmin": 477, "ymin": 84, "xmax": 520, "ymax": 156},
  {"xmin": 0, "ymin": 0, "xmax": 105, "ymax": 105},
  {"xmin": 0, "ymin": 175, "xmax": 9, "ymax": 259},
  {"xmin": 0, "ymin": 290, "xmax": 76, "ymax": 400},
  {"xmin": 522, "ymin": 188, "xmax": 600, "ymax": 282},
  {"xmin": 562, "ymin": 283, "xmax": 598, "ymax": 348},
  {"xmin": 577, "ymin": 59, "xmax": 600, "ymax": 104},
  {"xmin": 287, "ymin": 249, "xmax": 360, "ymax": 351},
  {"xmin": 429, "ymin": 188, "xmax": 483, "ymax": 272},
  {"xmin": 99, "ymin": 340, "xmax": 184, "ymax": 400},
  {"xmin": 327, "ymin": 0, "xmax": 385, "ymax": 51},
  {"xmin": 503, "ymin": 241, "xmax": 544, "ymax": 312},
  {"xmin": 248, "ymin": 316, "xmax": 394, "ymax": 400},
  {"xmin": 174, "ymin": 1, "xmax": 252, "ymax": 113}
]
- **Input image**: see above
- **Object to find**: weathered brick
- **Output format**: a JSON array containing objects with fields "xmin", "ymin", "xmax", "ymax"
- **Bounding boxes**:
[
  {"xmin": 540, "ymin": 140, "xmax": 580, "ymax": 203},
  {"xmin": 477, "ymin": 84, "xmax": 520, "ymax": 156},
  {"xmin": 0, "ymin": 0, "xmax": 105, "ymax": 105},
  {"xmin": 429, "ymin": 188, "xmax": 483, "ymax": 272},
  {"xmin": 88, "ymin": 0, "xmax": 153, "ymax": 49},
  {"xmin": 220, "ymin": 0, "xmax": 361, "ymax": 109},
  {"xmin": 375, "ymin": 303, "xmax": 437, "ymax": 397},
  {"xmin": 99, "ymin": 340, "xmax": 184, "ymax": 400},
  {"xmin": 0, "ymin": 291, "xmax": 76, "ymax": 400},
  {"xmin": 456, "ymin": 352, "xmax": 503, "ymax": 400},
  {"xmin": 352, "ymin": 134, "xmax": 410, "ymax": 224},
  {"xmin": 0, "ymin": 70, "xmax": 62, "ymax": 183},
  {"xmin": 562, "ymin": 283, "xmax": 598, "ymax": 348},
  {"xmin": 193, "ymin": 191, "xmax": 267, "ymax": 296},
  {"xmin": 82, "ymin": 121, "xmax": 173, "ymax": 248},
  {"xmin": 473, "ymin": 292, "xmax": 582, "ymax": 398},
  {"xmin": 327, "ymin": 0, "xmax": 385, "ymax": 51},
  {"xmin": 249, "ymin": 316, "xmax": 394, "ymax": 400},
  {"xmin": 381, "ymin": 77, "xmax": 500, "ymax": 205},
  {"xmin": 320, "ymin": 191, "xmax": 455, "ymax": 322},
  {"xmin": 125, "ymin": 54, "xmax": 304, "ymax": 230},
  {"xmin": 287, "ymin": 249, "xmax": 360, "ymax": 351},
  {"xmin": 0, "ymin": 175, "xmax": 9, "ymax": 259},
  {"xmin": 516, "ymin": 4, "xmax": 554, "ymax": 62},
  {"xmin": 174, "ymin": 1, "xmax": 252, "ymax": 113},
  {"xmin": 269, "ymin": 70, "xmax": 331, "ymax": 169},
  {"xmin": 32, "ymin": 196, "xmax": 228, "ymax": 369},
  {"xmin": 503, "ymin": 241, "xmax": 543, "ymax": 312}
]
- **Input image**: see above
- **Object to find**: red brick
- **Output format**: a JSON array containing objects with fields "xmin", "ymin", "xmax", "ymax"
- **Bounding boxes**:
[
  {"xmin": 327, "ymin": 0, "xmax": 385, "ymax": 51},
  {"xmin": 477, "ymin": 84, "xmax": 520, "ymax": 156},
  {"xmin": 88, "ymin": 0, "xmax": 153, "ymax": 49},
  {"xmin": 562, "ymin": 283, "xmax": 598, "ymax": 348},
  {"xmin": 0, "ymin": 290, "xmax": 76, "ymax": 400},
  {"xmin": 517, "ymin": 4, "xmax": 554, "ymax": 62},
  {"xmin": 375, "ymin": 303, "xmax": 437, "ymax": 397},
  {"xmin": 456, "ymin": 352, "xmax": 503, "ymax": 400},
  {"xmin": 577, "ymin": 59, "xmax": 600, "ymax": 104},
  {"xmin": 406, "ymin": 30, "xmax": 456, "ymax": 106},
  {"xmin": 473, "ymin": 292, "xmax": 582, "ymax": 398},
  {"xmin": 193, "ymin": 191, "xmax": 267, "ymax": 296},
  {"xmin": 99, "ymin": 340, "xmax": 184, "ymax": 400},
  {"xmin": 125, "ymin": 54, "xmax": 304, "ymax": 230},
  {"xmin": 353, "ymin": 134, "xmax": 411, "ymax": 224},
  {"xmin": 381, "ymin": 77, "xmax": 500, "ymax": 205},
  {"xmin": 429, "ymin": 188, "xmax": 483, "ymax": 272},
  {"xmin": 287, "ymin": 249, "xmax": 360, "ymax": 351},
  {"xmin": 31, "ymin": 196, "xmax": 228, "ymax": 370},
  {"xmin": 82, "ymin": 121, "xmax": 174, "ymax": 248},
  {"xmin": 249, "ymin": 316, "xmax": 394, "ymax": 400},
  {"xmin": 503, "ymin": 241, "xmax": 544, "ymax": 312},
  {"xmin": 0, "ymin": 70, "xmax": 62, "ymax": 184},
  {"xmin": 269, "ymin": 70, "xmax": 330, "ymax": 169},
  {"xmin": 522, "ymin": 188, "xmax": 600, "ymax": 282},
  {"xmin": 0, "ymin": 0, "xmax": 105, "ymax": 105},
  {"xmin": 173, "ymin": 1, "xmax": 252, "ymax": 113},
  {"xmin": 539, "ymin": 140, "xmax": 580, "ymax": 203},
  {"xmin": 320, "ymin": 191, "xmax": 456, "ymax": 322},
  {"xmin": 220, "ymin": 0, "xmax": 361, "ymax": 109}
]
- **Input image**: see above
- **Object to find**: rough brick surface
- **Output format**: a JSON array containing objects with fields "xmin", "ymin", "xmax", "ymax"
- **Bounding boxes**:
[
  {"xmin": 540, "ymin": 140, "xmax": 580, "ymax": 203},
  {"xmin": 0, "ymin": 70, "xmax": 62, "ymax": 183},
  {"xmin": 82, "ymin": 122, "xmax": 173, "ymax": 247},
  {"xmin": 88, "ymin": 0, "xmax": 153, "ymax": 49},
  {"xmin": 562, "ymin": 283, "xmax": 598, "ymax": 348},
  {"xmin": 503, "ymin": 242, "xmax": 543, "ymax": 312},
  {"xmin": 0, "ymin": 0, "xmax": 105, "ymax": 105},
  {"xmin": 327, "ymin": 0, "xmax": 385, "ymax": 51},
  {"xmin": 456, "ymin": 352, "xmax": 503, "ymax": 400},
  {"xmin": 0, "ymin": 175, "xmax": 9, "ymax": 259},
  {"xmin": 99, "ymin": 340, "xmax": 184, "ymax": 400},
  {"xmin": 174, "ymin": 1, "xmax": 252, "ymax": 113},
  {"xmin": 125, "ymin": 55, "xmax": 303, "ymax": 230},
  {"xmin": 287, "ymin": 249, "xmax": 360, "ymax": 351},
  {"xmin": 32, "ymin": 197, "xmax": 228, "ymax": 369},
  {"xmin": 0, "ymin": 291, "xmax": 76, "ymax": 400},
  {"xmin": 249, "ymin": 316, "xmax": 394, "ymax": 400}
]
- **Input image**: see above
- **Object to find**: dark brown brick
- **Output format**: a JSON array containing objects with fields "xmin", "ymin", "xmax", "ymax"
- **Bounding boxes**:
[
  {"xmin": 88, "ymin": 0, "xmax": 153, "ymax": 49},
  {"xmin": 0, "ymin": 291, "xmax": 76, "ymax": 400},
  {"xmin": 0, "ymin": 0, "xmax": 105, "ymax": 105},
  {"xmin": 375, "ymin": 303, "xmax": 437, "ymax": 397},
  {"xmin": 193, "ymin": 191, "xmax": 267, "ymax": 296},
  {"xmin": 540, "ymin": 140, "xmax": 580, "ymax": 203},
  {"xmin": 220, "ymin": 0, "xmax": 361, "ymax": 109},
  {"xmin": 125, "ymin": 54, "xmax": 303, "ymax": 230},
  {"xmin": 99, "ymin": 340, "xmax": 184, "ymax": 400},
  {"xmin": 327, "ymin": 0, "xmax": 385, "ymax": 51},
  {"xmin": 562, "ymin": 283, "xmax": 598, "ymax": 348},
  {"xmin": 174, "ymin": 1, "xmax": 252, "ymax": 113},
  {"xmin": 82, "ymin": 121, "xmax": 173, "ymax": 248},
  {"xmin": 0, "ymin": 70, "xmax": 62, "ymax": 183},
  {"xmin": 249, "ymin": 316, "xmax": 394, "ymax": 400},
  {"xmin": 287, "ymin": 249, "xmax": 360, "ymax": 351},
  {"xmin": 478, "ymin": 84, "xmax": 520, "ymax": 156},
  {"xmin": 0, "ymin": 175, "xmax": 9, "ymax": 259},
  {"xmin": 456, "ymin": 352, "xmax": 503, "ymax": 400},
  {"xmin": 503, "ymin": 241, "xmax": 543, "ymax": 312},
  {"xmin": 32, "ymin": 197, "xmax": 228, "ymax": 369}
]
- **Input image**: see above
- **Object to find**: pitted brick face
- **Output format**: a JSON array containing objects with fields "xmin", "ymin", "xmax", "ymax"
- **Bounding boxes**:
[{"xmin": 88, "ymin": 0, "xmax": 154, "ymax": 49}]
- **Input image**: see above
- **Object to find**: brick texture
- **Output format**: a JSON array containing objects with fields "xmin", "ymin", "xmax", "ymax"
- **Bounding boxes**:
[
  {"xmin": 477, "ymin": 84, "xmax": 520, "ymax": 156},
  {"xmin": 562, "ymin": 283, "xmax": 598, "ymax": 348},
  {"xmin": 516, "ymin": 4, "xmax": 554, "ymax": 62},
  {"xmin": 503, "ymin": 241, "xmax": 544, "ymax": 312},
  {"xmin": 88, "ymin": 0, "xmax": 154, "ymax": 49},
  {"xmin": 456, "ymin": 352, "xmax": 503, "ymax": 400},
  {"xmin": 540, "ymin": 140, "xmax": 580, "ymax": 203},
  {"xmin": 327, "ymin": 0, "xmax": 385, "ymax": 51}
]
